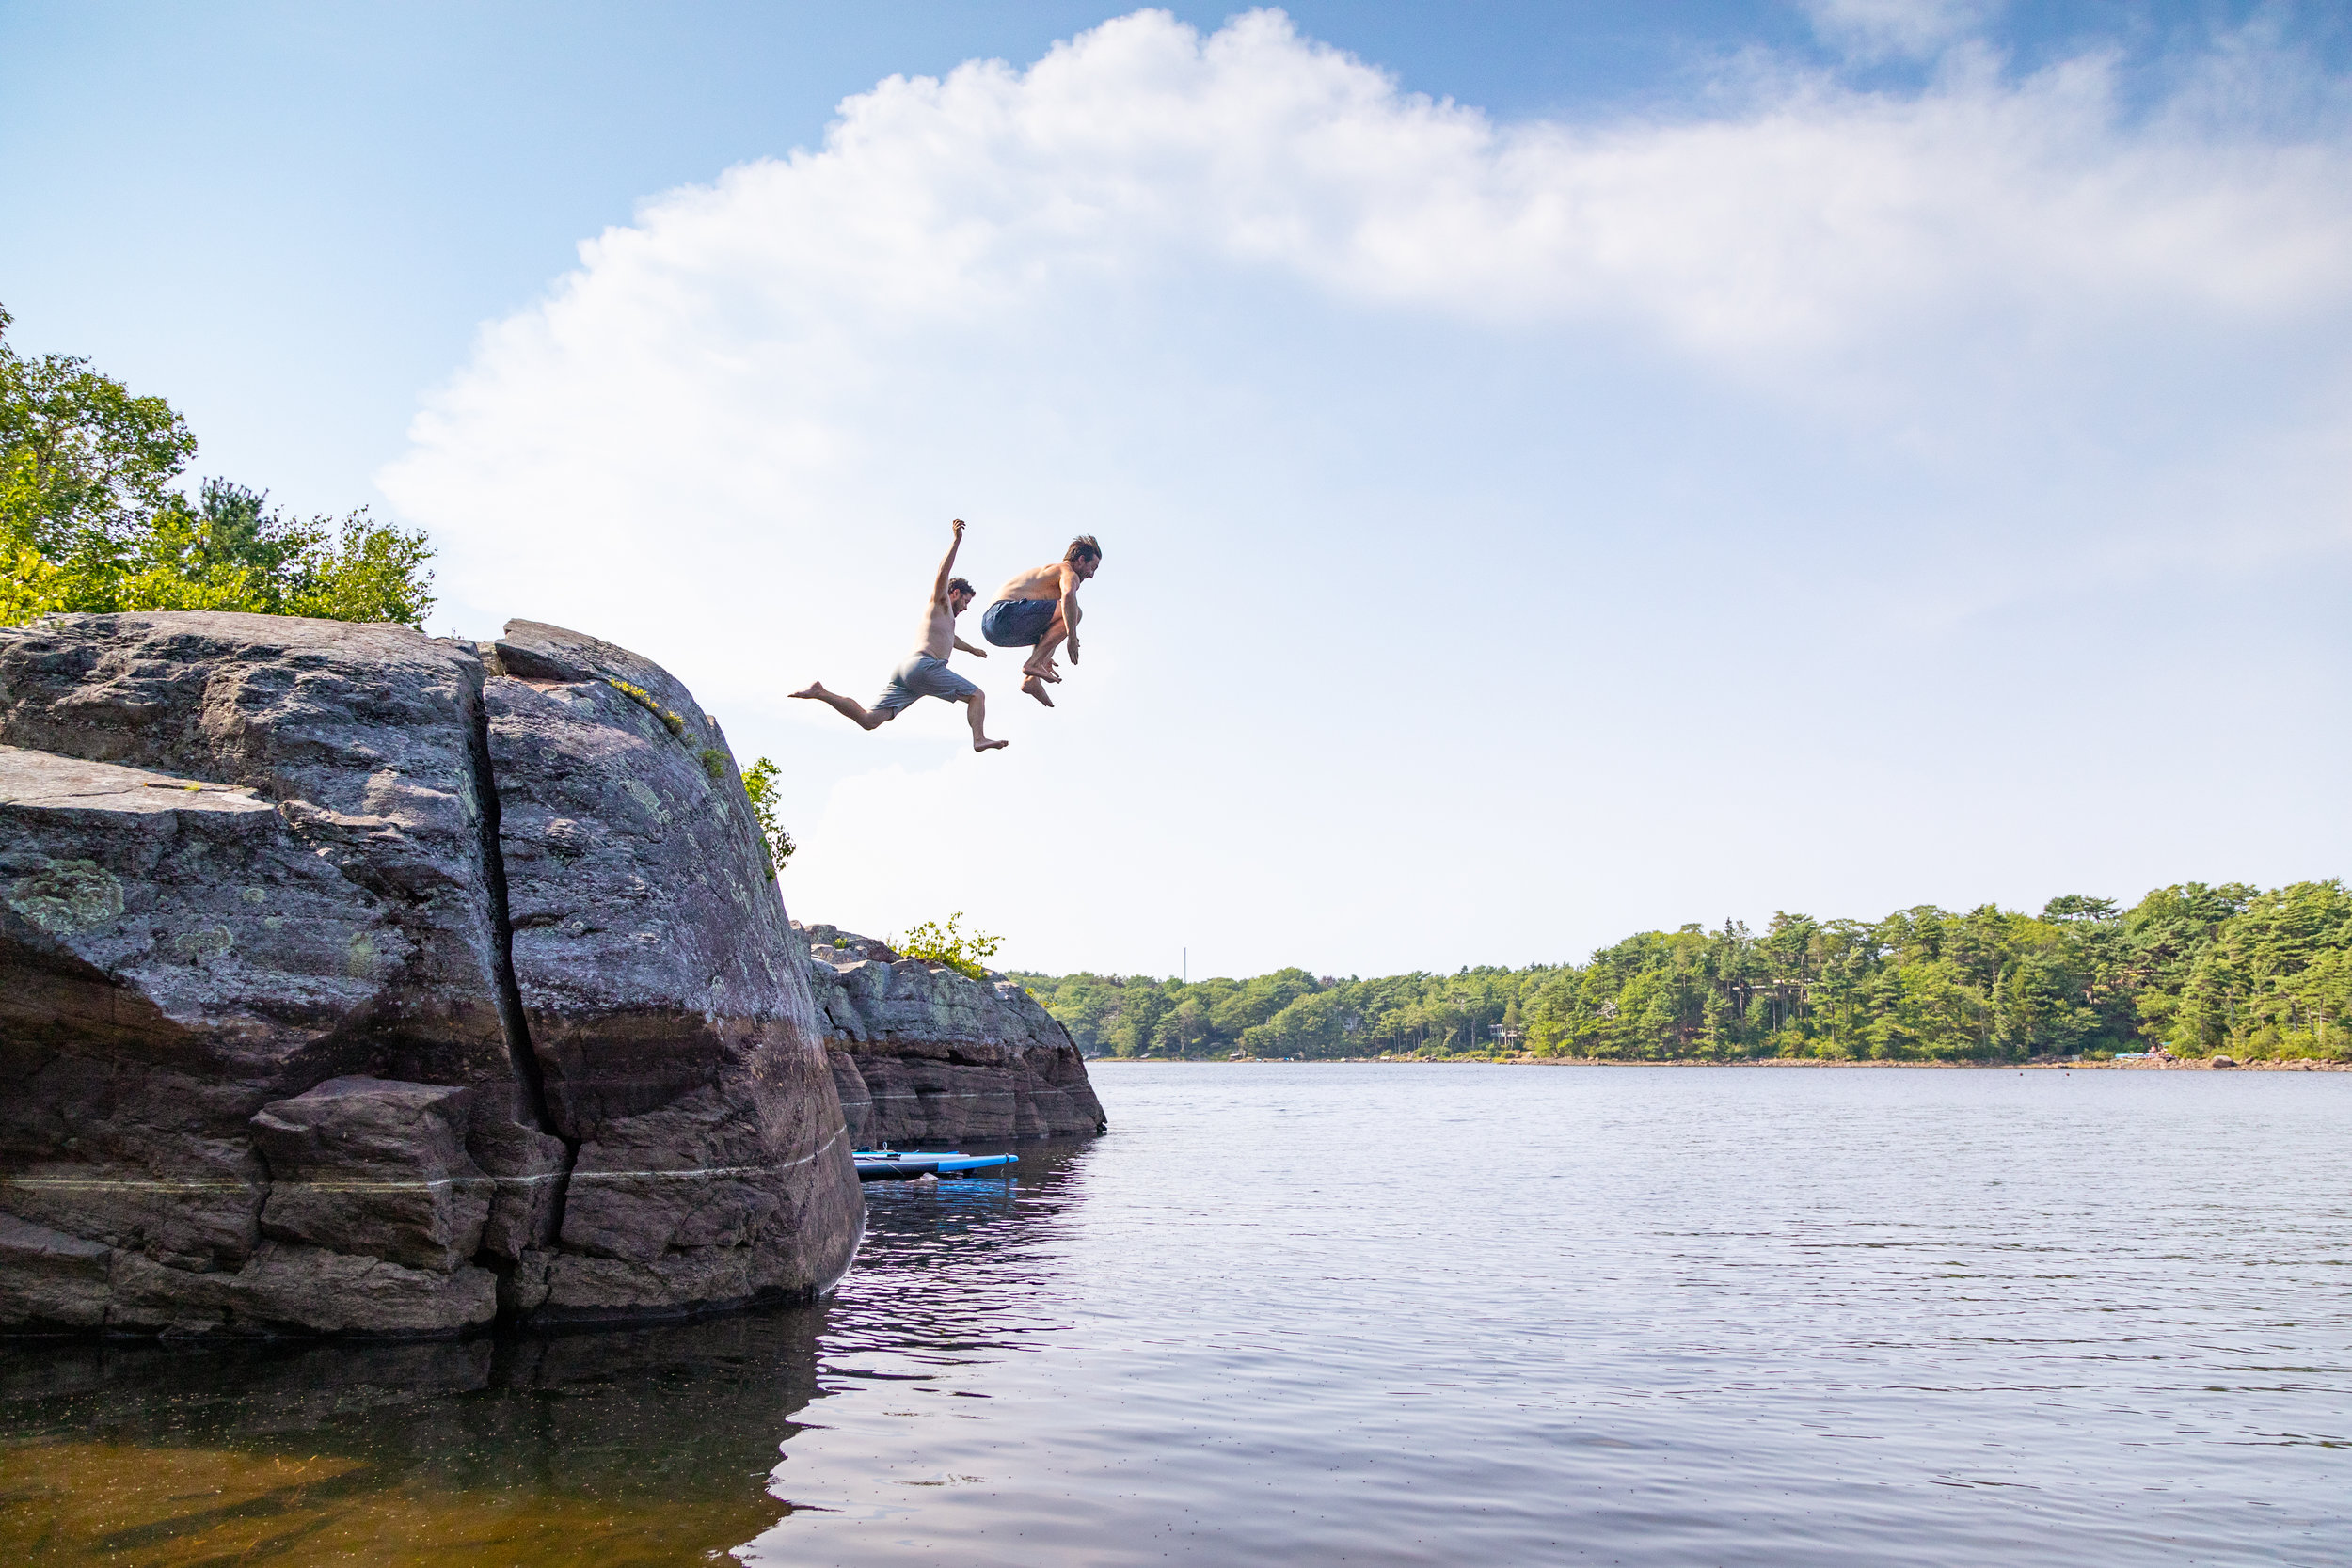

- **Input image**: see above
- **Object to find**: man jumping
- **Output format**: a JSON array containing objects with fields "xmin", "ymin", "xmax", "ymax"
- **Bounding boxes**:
[
  {"xmin": 981, "ymin": 534, "xmax": 1101, "ymax": 707},
  {"xmin": 791, "ymin": 518, "xmax": 1007, "ymax": 752}
]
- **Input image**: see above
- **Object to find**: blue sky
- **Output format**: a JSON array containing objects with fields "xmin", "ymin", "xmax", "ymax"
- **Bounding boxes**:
[{"xmin": 5, "ymin": 2, "xmax": 2349, "ymax": 977}]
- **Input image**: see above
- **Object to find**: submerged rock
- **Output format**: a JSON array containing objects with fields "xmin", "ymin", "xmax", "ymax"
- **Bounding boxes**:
[
  {"xmin": 0, "ymin": 612, "xmax": 866, "ymax": 1336},
  {"xmin": 800, "ymin": 923, "xmax": 1106, "ymax": 1144}
]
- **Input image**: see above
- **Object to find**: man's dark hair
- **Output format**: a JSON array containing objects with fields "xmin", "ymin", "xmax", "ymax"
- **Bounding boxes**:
[
  {"xmin": 947, "ymin": 576, "xmax": 974, "ymax": 597},
  {"xmin": 1065, "ymin": 534, "xmax": 1102, "ymax": 564}
]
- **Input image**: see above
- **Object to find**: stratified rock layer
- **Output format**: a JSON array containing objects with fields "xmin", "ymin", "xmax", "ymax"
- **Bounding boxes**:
[
  {"xmin": 801, "ymin": 924, "xmax": 1106, "ymax": 1145},
  {"xmin": 0, "ymin": 611, "xmax": 862, "ymax": 1336}
]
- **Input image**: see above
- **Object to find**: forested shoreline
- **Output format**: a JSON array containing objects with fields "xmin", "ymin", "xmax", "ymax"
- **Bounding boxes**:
[{"xmin": 1013, "ymin": 882, "xmax": 2352, "ymax": 1064}]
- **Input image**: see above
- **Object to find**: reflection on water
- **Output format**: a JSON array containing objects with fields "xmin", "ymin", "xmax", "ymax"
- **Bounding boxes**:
[
  {"xmin": 8, "ymin": 1072, "xmax": 2352, "ymax": 1566},
  {"xmin": 0, "ymin": 1139, "xmax": 1090, "ymax": 1566},
  {"xmin": 0, "ymin": 1307, "xmax": 824, "ymax": 1564}
]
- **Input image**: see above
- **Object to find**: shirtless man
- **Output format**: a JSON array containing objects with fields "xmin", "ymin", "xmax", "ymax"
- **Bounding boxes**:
[
  {"xmin": 980, "ymin": 535, "xmax": 1101, "ymax": 707},
  {"xmin": 791, "ymin": 519, "xmax": 1007, "ymax": 752}
]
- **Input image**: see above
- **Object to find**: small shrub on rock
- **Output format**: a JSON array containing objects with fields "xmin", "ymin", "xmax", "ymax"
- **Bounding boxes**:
[{"xmin": 898, "ymin": 913, "xmax": 1003, "ymax": 981}]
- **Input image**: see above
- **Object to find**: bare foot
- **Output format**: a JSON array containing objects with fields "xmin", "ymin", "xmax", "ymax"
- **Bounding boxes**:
[
  {"xmin": 1022, "ymin": 660, "xmax": 1062, "ymax": 683},
  {"xmin": 1021, "ymin": 675, "xmax": 1056, "ymax": 707},
  {"xmin": 974, "ymin": 737, "xmax": 1009, "ymax": 752},
  {"xmin": 789, "ymin": 683, "xmax": 828, "ymax": 700}
]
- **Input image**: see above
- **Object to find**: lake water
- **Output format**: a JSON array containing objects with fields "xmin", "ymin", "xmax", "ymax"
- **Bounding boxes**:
[{"xmin": 4, "ymin": 1063, "xmax": 2348, "ymax": 1565}]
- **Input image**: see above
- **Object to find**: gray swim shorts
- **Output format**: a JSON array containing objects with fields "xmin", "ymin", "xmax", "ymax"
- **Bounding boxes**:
[{"xmin": 873, "ymin": 653, "xmax": 979, "ymax": 716}]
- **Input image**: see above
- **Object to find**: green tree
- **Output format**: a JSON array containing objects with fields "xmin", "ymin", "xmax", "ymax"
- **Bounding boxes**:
[
  {"xmin": 1021, "ymin": 974, "xmax": 1115, "ymax": 1051},
  {"xmin": 1154, "ymin": 993, "xmax": 1211, "ymax": 1055},
  {"xmin": 2171, "ymin": 881, "xmax": 2352, "ymax": 1058},
  {"xmin": 2124, "ymin": 882, "xmax": 2257, "ymax": 1041},
  {"xmin": 739, "ymin": 758, "xmax": 797, "ymax": 879},
  {"xmin": 2, "ymin": 307, "xmax": 434, "ymax": 626},
  {"xmin": 1989, "ymin": 951, "xmax": 2094, "ymax": 1056},
  {"xmin": 0, "ymin": 304, "xmax": 194, "ymax": 546},
  {"xmin": 1112, "ymin": 987, "xmax": 1171, "ymax": 1057}
]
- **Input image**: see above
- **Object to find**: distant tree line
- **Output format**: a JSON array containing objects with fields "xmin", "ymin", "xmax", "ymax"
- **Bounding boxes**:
[
  {"xmin": 1, "ymin": 303, "xmax": 434, "ymax": 626},
  {"xmin": 1013, "ymin": 882, "xmax": 2352, "ymax": 1064}
]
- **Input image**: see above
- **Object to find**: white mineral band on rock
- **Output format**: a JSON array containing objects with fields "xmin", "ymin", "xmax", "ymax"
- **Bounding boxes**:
[{"xmin": 0, "ymin": 1130, "xmax": 846, "ymax": 1196}]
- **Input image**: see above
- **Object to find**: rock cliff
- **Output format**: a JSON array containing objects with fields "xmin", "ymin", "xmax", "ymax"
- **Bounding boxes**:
[
  {"xmin": 0, "ymin": 611, "xmax": 865, "ymax": 1337},
  {"xmin": 801, "ymin": 924, "xmax": 1107, "ymax": 1145}
]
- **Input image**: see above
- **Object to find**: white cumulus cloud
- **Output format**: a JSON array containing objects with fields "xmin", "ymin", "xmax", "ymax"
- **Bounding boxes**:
[
  {"xmin": 382, "ymin": 8, "xmax": 2352, "ymax": 975},
  {"xmin": 1800, "ymin": 0, "xmax": 2002, "ymax": 61}
]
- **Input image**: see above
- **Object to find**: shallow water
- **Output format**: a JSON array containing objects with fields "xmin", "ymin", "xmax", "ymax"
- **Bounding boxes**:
[{"xmin": 4, "ymin": 1064, "xmax": 2348, "ymax": 1565}]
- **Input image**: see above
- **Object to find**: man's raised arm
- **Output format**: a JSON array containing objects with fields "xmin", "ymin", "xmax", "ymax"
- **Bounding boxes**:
[{"xmin": 932, "ymin": 518, "xmax": 966, "ymax": 605}]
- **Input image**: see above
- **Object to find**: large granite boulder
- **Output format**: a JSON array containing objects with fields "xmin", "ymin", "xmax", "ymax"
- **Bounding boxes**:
[
  {"xmin": 484, "ymin": 622, "xmax": 862, "ymax": 1322},
  {"xmin": 0, "ymin": 614, "xmax": 521, "ymax": 1086},
  {"xmin": 0, "ymin": 612, "xmax": 861, "ymax": 1336},
  {"xmin": 801, "ymin": 924, "xmax": 1106, "ymax": 1144}
]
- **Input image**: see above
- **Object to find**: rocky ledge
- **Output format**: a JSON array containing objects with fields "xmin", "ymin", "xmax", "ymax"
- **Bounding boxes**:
[
  {"xmin": 800, "ymin": 924, "xmax": 1106, "ymax": 1145},
  {"xmin": 0, "ymin": 612, "xmax": 891, "ymax": 1337}
]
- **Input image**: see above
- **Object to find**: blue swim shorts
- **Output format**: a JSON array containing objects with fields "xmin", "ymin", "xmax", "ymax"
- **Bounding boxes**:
[
  {"xmin": 980, "ymin": 597, "xmax": 1057, "ymax": 648},
  {"xmin": 873, "ymin": 653, "xmax": 979, "ymax": 716}
]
